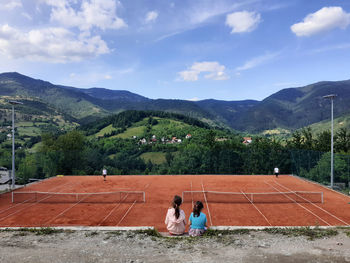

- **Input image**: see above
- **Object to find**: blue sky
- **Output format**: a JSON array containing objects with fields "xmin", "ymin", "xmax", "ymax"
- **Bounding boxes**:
[{"xmin": 1, "ymin": 0, "xmax": 350, "ymax": 101}]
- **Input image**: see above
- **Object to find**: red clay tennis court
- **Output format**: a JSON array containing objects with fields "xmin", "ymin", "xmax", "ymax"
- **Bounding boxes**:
[{"xmin": 0, "ymin": 175, "xmax": 349, "ymax": 232}]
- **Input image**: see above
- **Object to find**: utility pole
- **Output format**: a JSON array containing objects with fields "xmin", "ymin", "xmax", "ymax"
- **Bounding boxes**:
[
  {"xmin": 323, "ymin": 94, "xmax": 337, "ymax": 189},
  {"xmin": 9, "ymin": 100, "xmax": 23, "ymax": 189}
]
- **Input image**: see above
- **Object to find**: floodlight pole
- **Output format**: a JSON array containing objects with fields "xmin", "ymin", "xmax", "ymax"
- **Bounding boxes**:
[
  {"xmin": 9, "ymin": 100, "xmax": 23, "ymax": 189},
  {"xmin": 323, "ymin": 94, "xmax": 337, "ymax": 189}
]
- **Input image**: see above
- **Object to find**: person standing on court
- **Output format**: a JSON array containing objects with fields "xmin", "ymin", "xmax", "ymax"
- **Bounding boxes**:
[
  {"xmin": 165, "ymin": 195, "xmax": 186, "ymax": 235},
  {"xmin": 274, "ymin": 167, "xmax": 279, "ymax": 178},
  {"xmin": 102, "ymin": 168, "xmax": 107, "ymax": 181}
]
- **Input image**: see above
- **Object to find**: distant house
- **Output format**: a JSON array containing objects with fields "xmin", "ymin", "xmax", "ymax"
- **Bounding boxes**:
[
  {"xmin": 7, "ymin": 134, "xmax": 12, "ymax": 140},
  {"xmin": 243, "ymin": 137, "xmax": 252, "ymax": 145},
  {"xmin": 185, "ymin": 134, "xmax": 192, "ymax": 139},
  {"xmin": 139, "ymin": 138, "xmax": 147, "ymax": 145}
]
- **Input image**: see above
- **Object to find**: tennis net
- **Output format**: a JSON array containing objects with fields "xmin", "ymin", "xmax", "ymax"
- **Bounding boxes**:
[
  {"xmin": 182, "ymin": 191, "xmax": 323, "ymax": 204},
  {"xmin": 12, "ymin": 191, "xmax": 145, "ymax": 204}
]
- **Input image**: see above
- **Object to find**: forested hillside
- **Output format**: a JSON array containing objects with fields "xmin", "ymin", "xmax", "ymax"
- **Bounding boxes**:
[
  {"xmin": 0, "ymin": 110, "xmax": 349, "ymax": 191},
  {"xmin": 1, "ymin": 72, "xmax": 350, "ymax": 133}
]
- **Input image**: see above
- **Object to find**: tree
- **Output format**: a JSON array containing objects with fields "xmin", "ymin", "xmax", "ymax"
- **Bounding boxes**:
[
  {"xmin": 303, "ymin": 152, "xmax": 348, "ymax": 184},
  {"xmin": 17, "ymin": 154, "xmax": 37, "ymax": 184},
  {"xmin": 315, "ymin": 131, "xmax": 331, "ymax": 152},
  {"xmin": 335, "ymin": 128, "xmax": 350, "ymax": 153}
]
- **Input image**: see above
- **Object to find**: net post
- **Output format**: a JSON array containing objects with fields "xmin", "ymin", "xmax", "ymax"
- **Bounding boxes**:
[
  {"xmin": 143, "ymin": 192, "xmax": 145, "ymax": 202},
  {"xmin": 11, "ymin": 191, "xmax": 14, "ymax": 203},
  {"xmin": 251, "ymin": 193, "xmax": 253, "ymax": 203},
  {"xmin": 321, "ymin": 192, "xmax": 324, "ymax": 203}
]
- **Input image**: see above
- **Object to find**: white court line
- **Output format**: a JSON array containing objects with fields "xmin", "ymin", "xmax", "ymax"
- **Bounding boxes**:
[
  {"xmin": 274, "ymin": 181, "xmax": 350, "ymax": 226},
  {"xmin": 101, "ymin": 183, "xmax": 150, "ymax": 226},
  {"xmin": 98, "ymin": 194, "xmax": 132, "ymax": 226},
  {"xmin": 264, "ymin": 181, "xmax": 331, "ymax": 226},
  {"xmin": 190, "ymin": 181, "xmax": 193, "ymax": 208},
  {"xmin": 45, "ymin": 194, "xmax": 98, "ymax": 225},
  {"xmin": 0, "ymin": 181, "xmax": 75, "ymax": 219},
  {"xmin": 201, "ymin": 181, "xmax": 213, "ymax": 226},
  {"xmin": 240, "ymin": 190, "xmax": 272, "ymax": 226},
  {"xmin": 117, "ymin": 200, "xmax": 137, "ymax": 226}
]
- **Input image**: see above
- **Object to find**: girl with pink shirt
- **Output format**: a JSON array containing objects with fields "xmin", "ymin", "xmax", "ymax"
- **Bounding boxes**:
[{"xmin": 165, "ymin": 195, "xmax": 186, "ymax": 235}]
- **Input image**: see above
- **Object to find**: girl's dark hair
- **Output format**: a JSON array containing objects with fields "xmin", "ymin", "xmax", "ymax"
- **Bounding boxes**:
[
  {"xmin": 172, "ymin": 195, "xmax": 182, "ymax": 219},
  {"xmin": 193, "ymin": 201, "xmax": 203, "ymax": 217}
]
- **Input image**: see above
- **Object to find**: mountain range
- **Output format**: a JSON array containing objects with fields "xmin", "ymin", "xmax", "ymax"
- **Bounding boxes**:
[{"xmin": 0, "ymin": 72, "xmax": 349, "ymax": 133}]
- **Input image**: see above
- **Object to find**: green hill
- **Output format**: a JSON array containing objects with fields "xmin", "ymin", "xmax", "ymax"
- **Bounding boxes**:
[{"xmin": 1, "ymin": 72, "xmax": 350, "ymax": 134}]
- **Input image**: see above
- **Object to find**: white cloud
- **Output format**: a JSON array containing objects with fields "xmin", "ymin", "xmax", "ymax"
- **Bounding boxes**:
[
  {"xmin": 178, "ymin": 61, "xmax": 229, "ymax": 81},
  {"xmin": 226, "ymin": 11, "xmax": 261, "ymax": 33},
  {"xmin": 0, "ymin": 24, "xmax": 109, "ymax": 63},
  {"xmin": 236, "ymin": 52, "xmax": 279, "ymax": 71},
  {"xmin": 145, "ymin": 11, "xmax": 158, "ymax": 23},
  {"xmin": 312, "ymin": 43, "xmax": 350, "ymax": 53},
  {"xmin": 21, "ymin": 12, "xmax": 33, "ymax": 20},
  {"xmin": 187, "ymin": 97, "xmax": 200, "ymax": 101},
  {"xmin": 291, "ymin": 6, "xmax": 350, "ymax": 37},
  {"xmin": 0, "ymin": 0, "xmax": 22, "ymax": 10},
  {"xmin": 42, "ymin": 0, "xmax": 127, "ymax": 31}
]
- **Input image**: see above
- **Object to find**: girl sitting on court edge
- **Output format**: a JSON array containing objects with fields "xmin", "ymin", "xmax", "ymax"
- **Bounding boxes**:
[
  {"xmin": 165, "ymin": 195, "xmax": 186, "ymax": 235},
  {"xmin": 189, "ymin": 201, "xmax": 207, "ymax": 237}
]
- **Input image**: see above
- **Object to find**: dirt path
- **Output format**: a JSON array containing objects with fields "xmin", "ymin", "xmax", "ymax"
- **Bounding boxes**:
[{"xmin": 0, "ymin": 228, "xmax": 349, "ymax": 263}]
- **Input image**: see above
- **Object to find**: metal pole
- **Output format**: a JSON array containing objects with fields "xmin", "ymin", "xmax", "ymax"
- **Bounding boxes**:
[
  {"xmin": 8, "ymin": 100, "xmax": 23, "ymax": 190},
  {"xmin": 11, "ymin": 104, "xmax": 15, "ymax": 189},
  {"xmin": 331, "ymin": 98, "xmax": 334, "ymax": 189},
  {"xmin": 323, "ymin": 94, "xmax": 336, "ymax": 189}
]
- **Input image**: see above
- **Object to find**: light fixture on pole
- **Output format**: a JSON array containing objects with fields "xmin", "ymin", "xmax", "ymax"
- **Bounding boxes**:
[
  {"xmin": 8, "ymin": 100, "xmax": 23, "ymax": 189},
  {"xmin": 323, "ymin": 94, "xmax": 337, "ymax": 189}
]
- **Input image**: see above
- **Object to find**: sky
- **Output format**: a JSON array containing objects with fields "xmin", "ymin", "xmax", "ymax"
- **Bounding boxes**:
[{"xmin": 0, "ymin": 0, "xmax": 350, "ymax": 101}]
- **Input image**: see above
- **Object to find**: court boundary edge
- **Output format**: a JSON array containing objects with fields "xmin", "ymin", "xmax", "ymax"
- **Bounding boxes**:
[
  {"xmin": 0, "ymin": 226, "xmax": 154, "ymax": 231},
  {"xmin": 289, "ymin": 174, "xmax": 350, "ymax": 199},
  {"xmin": 0, "ymin": 225, "xmax": 348, "ymax": 232}
]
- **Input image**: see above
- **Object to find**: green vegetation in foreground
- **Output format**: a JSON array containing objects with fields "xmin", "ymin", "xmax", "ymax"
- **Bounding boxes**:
[
  {"xmin": 140, "ymin": 152, "xmax": 166, "ymax": 165},
  {"xmin": 263, "ymin": 227, "xmax": 338, "ymax": 240},
  {"xmin": 0, "ymin": 227, "xmax": 65, "ymax": 235}
]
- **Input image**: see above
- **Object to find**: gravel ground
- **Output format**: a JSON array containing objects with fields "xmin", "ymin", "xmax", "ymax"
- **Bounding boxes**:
[{"xmin": 0, "ymin": 228, "xmax": 349, "ymax": 263}]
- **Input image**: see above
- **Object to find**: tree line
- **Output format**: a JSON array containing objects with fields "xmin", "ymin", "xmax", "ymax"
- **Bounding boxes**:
[{"xmin": 0, "ymin": 113, "xmax": 349, "ymax": 188}]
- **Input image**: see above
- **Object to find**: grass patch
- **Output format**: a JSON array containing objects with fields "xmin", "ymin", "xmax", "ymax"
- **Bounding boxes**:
[
  {"xmin": 0, "ymin": 227, "xmax": 66, "ymax": 235},
  {"xmin": 135, "ymin": 228, "xmax": 162, "ymax": 238},
  {"xmin": 114, "ymin": 126, "xmax": 145, "ymax": 139},
  {"xmin": 203, "ymin": 229, "xmax": 251, "ymax": 237},
  {"xmin": 95, "ymin": 124, "xmax": 117, "ymax": 137},
  {"xmin": 140, "ymin": 152, "xmax": 166, "ymax": 165},
  {"xmin": 263, "ymin": 227, "xmax": 338, "ymax": 240},
  {"xmin": 85, "ymin": 231, "xmax": 99, "ymax": 237},
  {"xmin": 17, "ymin": 126, "xmax": 41, "ymax": 137},
  {"xmin": 106, "ymin": 231, "xmax": 123, "ymax": 236}
]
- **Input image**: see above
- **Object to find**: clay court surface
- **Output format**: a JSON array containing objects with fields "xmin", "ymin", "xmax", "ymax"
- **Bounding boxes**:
[{"xmin": 0, "ymin": 175, "xmax": 349, "ymax": 232}]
